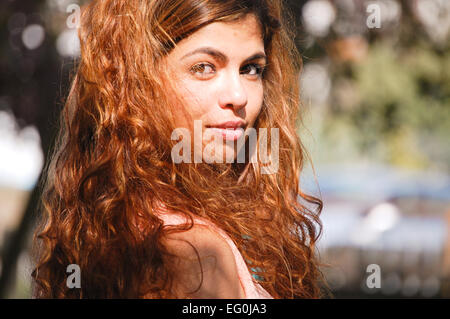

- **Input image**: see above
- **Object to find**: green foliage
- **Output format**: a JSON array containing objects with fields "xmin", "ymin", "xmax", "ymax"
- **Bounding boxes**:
[{"xmin": 318, "ymin": 41, "xmax": 450, "ymax": 170}]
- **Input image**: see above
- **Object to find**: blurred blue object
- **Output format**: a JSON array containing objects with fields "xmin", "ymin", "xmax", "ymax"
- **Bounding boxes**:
[{"xmin": 306, "ymin": 163, "xmax": 450, "ymax": 297}]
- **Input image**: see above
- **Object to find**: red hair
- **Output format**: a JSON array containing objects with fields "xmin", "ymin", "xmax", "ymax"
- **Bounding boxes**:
[{"xmin": 32, "ymin": 0, "xmax": 324, "ymax": 298}]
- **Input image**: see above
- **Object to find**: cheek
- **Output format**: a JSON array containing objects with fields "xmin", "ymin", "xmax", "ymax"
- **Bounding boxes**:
[
  {"xmin": 248, "ymin": 86, "xmax": 264, "ymax": 126},
  {"xmin": 177, "ymin": 81, "xmax": 212, "ymax": 117}
]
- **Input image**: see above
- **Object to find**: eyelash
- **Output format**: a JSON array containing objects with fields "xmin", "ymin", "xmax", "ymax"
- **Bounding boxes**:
[{"xmin": 189, "ymin": 63, "xmax": 266, "ymax": 78}]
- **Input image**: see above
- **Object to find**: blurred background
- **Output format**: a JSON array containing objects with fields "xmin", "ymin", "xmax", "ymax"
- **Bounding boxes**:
[{"xmin": 0, "ymin": 0, "xmax": 449, "ymax": 298}]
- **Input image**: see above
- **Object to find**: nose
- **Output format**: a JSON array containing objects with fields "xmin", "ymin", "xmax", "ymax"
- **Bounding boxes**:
[{"xmin": 218, "ymin": 71, "xmax": 248, "ymax": 111}]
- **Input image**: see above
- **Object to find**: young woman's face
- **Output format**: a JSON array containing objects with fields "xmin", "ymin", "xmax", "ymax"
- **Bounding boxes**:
[{"xmin": 164, "ymin": 14, "xmax": 266, "ymax": 163}]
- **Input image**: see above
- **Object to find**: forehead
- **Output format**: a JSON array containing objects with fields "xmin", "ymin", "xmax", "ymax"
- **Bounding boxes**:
[{"xmin": 169, "ymin": 14, "xmax": 264, "ymax": 58}]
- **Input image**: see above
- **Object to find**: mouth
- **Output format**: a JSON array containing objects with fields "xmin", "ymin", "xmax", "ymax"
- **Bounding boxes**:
[
  {"xmin": 206, "ymin": 120, "xmax": 246, "ymax": 129},
  {"xmin": 206, "ymin": 121, "xmax": 246, "ymax": 141}
]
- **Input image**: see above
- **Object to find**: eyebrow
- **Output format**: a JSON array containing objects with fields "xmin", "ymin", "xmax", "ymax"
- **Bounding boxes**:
[{"xmin": 181, "ymin": 46, "xmax": 267, "ymax": 64}]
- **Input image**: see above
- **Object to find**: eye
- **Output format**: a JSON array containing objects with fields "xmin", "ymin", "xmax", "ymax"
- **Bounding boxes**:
[
  {"xmin": 241, "ymin": 63, "xmax": 266, "ymax": 77},
  {"xmin": 190, "ymin": 63, "xmax": 215, "ymax": 77}
]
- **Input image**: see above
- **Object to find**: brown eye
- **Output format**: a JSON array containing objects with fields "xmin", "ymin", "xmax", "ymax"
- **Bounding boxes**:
[
  {"xmin": 190, "ymin": 63, "xmax": 215, "ymax": 77},
  {"xmin": 241, "ymin": 63, "xmax": 265, "ymax": 77}
]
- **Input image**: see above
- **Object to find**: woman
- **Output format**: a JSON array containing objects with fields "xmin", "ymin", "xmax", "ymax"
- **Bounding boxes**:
[{"xmin": 32, "ymin": 0, "xmax": 323, "ymax": 298}]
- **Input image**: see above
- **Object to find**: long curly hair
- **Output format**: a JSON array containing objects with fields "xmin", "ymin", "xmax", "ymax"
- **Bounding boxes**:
[{"xmin": 31, "ymin": 0, "xmax": 324, "ymax": 298}]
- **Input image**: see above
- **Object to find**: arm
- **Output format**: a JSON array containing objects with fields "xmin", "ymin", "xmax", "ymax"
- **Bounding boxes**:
[{"xmin": 161, "ymin": 224, "xmax": 245, "ymax": 299}]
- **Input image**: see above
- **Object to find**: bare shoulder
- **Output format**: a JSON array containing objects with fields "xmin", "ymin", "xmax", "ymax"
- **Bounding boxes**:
[{"xmin": 161, "ymin": 222, "xmax": 245, "ymax": 298}]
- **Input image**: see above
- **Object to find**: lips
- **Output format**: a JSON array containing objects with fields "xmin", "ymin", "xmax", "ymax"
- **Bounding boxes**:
[
  {"xmin": 206, "ymin": 120, "xmax": 246, "ymax": 141},
  {"xmin": 206, "ymin": 120, "xmax": 246, "ymax": 129}
]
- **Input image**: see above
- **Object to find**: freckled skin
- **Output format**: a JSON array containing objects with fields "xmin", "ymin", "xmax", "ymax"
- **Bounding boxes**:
[{"xmin": 164, "ymin": 14, "xmax": 265, "ymax": 162}]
